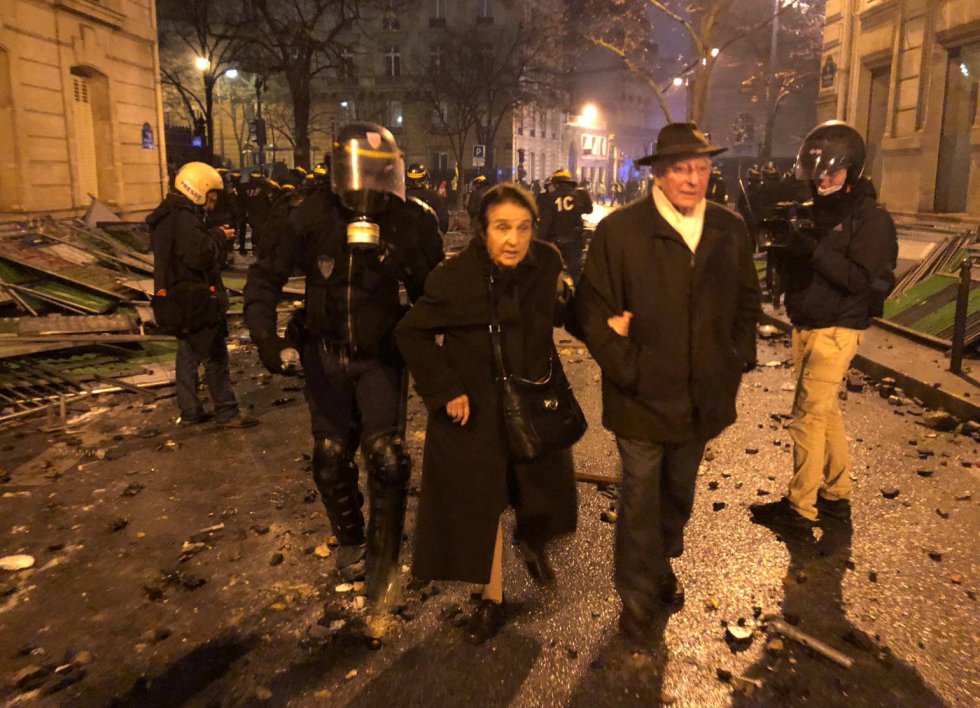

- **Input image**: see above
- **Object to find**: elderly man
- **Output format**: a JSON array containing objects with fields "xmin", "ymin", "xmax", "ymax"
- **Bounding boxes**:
[{"xmin": 570, "ymin": 123, "xmax": 760, "ymax": 648}]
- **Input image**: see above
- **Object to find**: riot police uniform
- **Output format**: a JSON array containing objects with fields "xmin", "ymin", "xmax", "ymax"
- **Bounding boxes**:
[
  {"xmin": 243, "ymin": 173, "xmax": 279, "ymax": 253},
  {"xmin": 244, "ymin": 123, "xmax": 443, "ymax": 620},
  {"xmin": 406, "ymin": 163, "xmax": 449, "ymax": 234},
  {"xmin": 537, "ymin": 170, "xmax": 593, "ymax": 282}
]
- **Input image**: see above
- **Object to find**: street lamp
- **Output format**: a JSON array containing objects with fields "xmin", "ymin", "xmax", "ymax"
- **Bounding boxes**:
[
  {"xmin": 194, "ymin": 56, "xmax": 210, "ymax": 72},
  {"xmin": 225, "ymin": 68, "xmax": 239, "ymax": 79},
  {"xmin": 580, "ymin": 103, "xmax": 598, "ymax": 129}
]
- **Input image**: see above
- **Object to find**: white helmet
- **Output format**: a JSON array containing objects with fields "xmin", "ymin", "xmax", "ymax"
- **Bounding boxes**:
[{"xmin": 174, "ymin": 162, "xmax": 224, "ymax": 205}]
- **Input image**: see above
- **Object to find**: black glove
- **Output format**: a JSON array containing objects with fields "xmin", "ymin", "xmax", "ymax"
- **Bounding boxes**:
[
  {"xmin": 255, "ymin": 335, "xmax": 295, "ymax": 375},
  {"xmin": 784, "ymin": 222, "xmax": 818, "ymax": 258}
]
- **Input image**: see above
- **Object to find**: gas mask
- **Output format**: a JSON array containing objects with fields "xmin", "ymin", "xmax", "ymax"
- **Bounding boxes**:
[{"xmin": 331, "ymin": 122, "xmax": 406, "ymax": 249}]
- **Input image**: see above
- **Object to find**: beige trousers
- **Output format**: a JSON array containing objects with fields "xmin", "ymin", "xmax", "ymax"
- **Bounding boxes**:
[{"xmin": 787, "ymin": 326, "xmax": 863, "ymax": 520}]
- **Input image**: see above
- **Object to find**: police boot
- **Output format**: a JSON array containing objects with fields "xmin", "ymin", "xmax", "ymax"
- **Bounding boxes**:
[
  {"xmin": 312, "ymin": 438, "xmax": 366, "ymax": 581},
  {"xmin": 362, "ymin": 434, "xmax": 411, "ymax": 636}
]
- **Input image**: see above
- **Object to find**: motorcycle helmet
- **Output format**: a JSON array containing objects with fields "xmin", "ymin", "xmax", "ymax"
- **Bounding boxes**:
[
  {"xmin": 174, "ymin": 162, "xmax": 224, "ymax": 206},
  {"xmin": 794, "ymin": 120, "xmax": 866, "ymax": 184}
]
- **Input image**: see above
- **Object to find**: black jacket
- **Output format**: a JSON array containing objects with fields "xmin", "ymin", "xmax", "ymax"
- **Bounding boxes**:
[
  {"xmin": 570, "ymin": 196, "xmax": 760, "ymax": 443},
  {"xmin": 407, "ymin": 187, "xmax": 449, "ymax": 234},
  {"xmin": 243, "ymin": 188, "xmax": 444, "ymax": 360},
  {"xmin": 395, "ymin": 238, "xmax": 576, "ymax": 583},
  {"xmin": 146, "ymin": 194, "xmax": 226, "ymax": 295},
  {"xmin": 779, "ymin": 178, "xmax": 897, "ymax": 330},
  {"xmin": 537, "ymin": 182, "xmax": 593, "ymax": 243}
]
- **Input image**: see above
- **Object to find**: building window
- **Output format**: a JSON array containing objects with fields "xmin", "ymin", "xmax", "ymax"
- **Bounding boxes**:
[
  {"xmin": 382, "ymin": 5, "xmax": 399, "ymax": 30},
  {"xmin": 338, "ymin": 48, "xmax": 355, "ymax": 81},
  {"xmin": 477, "ymin": 0, "xmax": 493, "ymax": 24},
  {"xmin": 384, "ymin": 46, "xmax": 401, "ymax": 78},
  {"xmin": 429, "ymin": 44, "xmax": 445, "ymax": 72},
  {"xmin": 386, "ymin": 100, "xmax": 403, "ymax": 129},
  {"xmin": 430, "ymin": 0, "xmax": 446, "ymax": 27}
]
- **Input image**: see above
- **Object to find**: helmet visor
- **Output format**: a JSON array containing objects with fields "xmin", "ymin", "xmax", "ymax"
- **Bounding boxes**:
[
  {"xmin": 794, "ymin": 147, "xmax": 849, "ymax": 182},
  {"xmin": 332, "ymin": 134, "xmax": 405, "ymax": 214}
]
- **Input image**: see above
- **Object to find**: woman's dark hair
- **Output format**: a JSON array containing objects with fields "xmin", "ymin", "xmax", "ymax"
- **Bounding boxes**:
[{"xmin": 477, "ymin": 183, "xmax": 538, "ymax": 238}]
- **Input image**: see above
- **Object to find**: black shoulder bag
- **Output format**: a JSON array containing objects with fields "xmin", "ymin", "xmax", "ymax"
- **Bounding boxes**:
[{"xmin": 488, "ymin": 274, "xmax": 587, "ymax": 462}]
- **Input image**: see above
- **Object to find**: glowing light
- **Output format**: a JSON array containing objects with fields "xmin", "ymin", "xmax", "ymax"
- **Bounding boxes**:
[
  {"xmin": 194, "ymin": 56, "xmax": 210, "ymax": 71},
  {"xmin": 340, "ymin": 101, "xmax": 349, "ymax": 108},
  {"xmin": 580, "ymin": 103, "xmax": 598, "ymax": 128},
  {"xmin": 672, "ymin": 77, "xmax": 684, "ymax": 87},
  {"xmin": 225, "ymin": 69, "xmax": 239, "ymax": 79},
  {"xmin": 711, "ymin": 47, "xmax": 720, "ymax": 57}
]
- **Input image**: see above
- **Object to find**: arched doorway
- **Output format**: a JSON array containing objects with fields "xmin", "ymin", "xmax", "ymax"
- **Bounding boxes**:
[{"xmin": 69, "ymin": 66, "xmax": 116, "ymax": 205}]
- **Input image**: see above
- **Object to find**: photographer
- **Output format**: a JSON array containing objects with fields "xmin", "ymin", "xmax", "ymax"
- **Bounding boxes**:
[{"xmin": 750, "ymin": 121, "xmax": 897, "ymax": 532}]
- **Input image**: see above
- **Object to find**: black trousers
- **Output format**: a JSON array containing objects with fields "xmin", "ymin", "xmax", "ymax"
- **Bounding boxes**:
[
  {"xmin": 614, "ymin": 436, "xmax": 707, "ymax": 616},
  {"xmin": 555, "ymin": 238, "xmax": 584, "ymax": 283},
  {"xmin": 301, "ymin": 340, "xmax": 403, "ymax": 445},
  {"xmin": 175, "ymin": 322, "xmax": 239, "ymax": 422}
]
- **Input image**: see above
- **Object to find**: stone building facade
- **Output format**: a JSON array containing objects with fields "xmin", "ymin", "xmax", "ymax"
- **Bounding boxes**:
[
  {"xmin": 0, "ymin": 0, "xmax": 167, "ymax": 220},
  {"xmin": 820, "ymin": 0, "xmax": 980, "ymax": 216}
]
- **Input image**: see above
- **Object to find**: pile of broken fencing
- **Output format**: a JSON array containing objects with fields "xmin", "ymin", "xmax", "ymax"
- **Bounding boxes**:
[{"xmin": 0, "ymin": 215, "xmax": 174, "ymax": 425}]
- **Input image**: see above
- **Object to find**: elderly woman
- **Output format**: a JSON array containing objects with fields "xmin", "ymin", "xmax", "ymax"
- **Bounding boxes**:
[{"xmin": 395, "ymin": 183, "xmax": 578, "ymax": 644}]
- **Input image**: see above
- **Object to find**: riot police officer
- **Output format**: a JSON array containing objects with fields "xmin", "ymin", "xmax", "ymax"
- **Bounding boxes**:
[
  {"xmin": 243, "ymin": 171, "xmax": 279, "ymax": 253},
  {"xmin": 406, "ymin": 163, "xmax": 449, "ymax": 234},
  {"xmin": 707, "ymin": 166, "xmax": 728, "ymax": 205},
  {"xmin": 243, "ymin": 123, "xmax": 443, "ymax": 633},
  {"xmin": 466, "ymin": 175, "xmax": 491, "ymax": 221},
  {"xmin": 537, "ymin": 169, "xmax": 593, "ymax": 282}
]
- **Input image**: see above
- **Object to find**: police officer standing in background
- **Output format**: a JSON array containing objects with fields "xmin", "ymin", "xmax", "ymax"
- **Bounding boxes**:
[
  {"xmin": 750, "ymin": 121, "xmax": 897, "ymax": 532},
  {"xmin": 537, "ymin": 169, "xmax": 593, "ymax": 282},
  {"xmin": 243, "ymin": 170, "xmax": 279, "ymax": 254},
  {"xmin": 406, "ymin": 162, "xmax": 449, "ymax": 234},
  {"xmin": 244, "ymin": 123, "xmax": 443, "ymax": 637}
]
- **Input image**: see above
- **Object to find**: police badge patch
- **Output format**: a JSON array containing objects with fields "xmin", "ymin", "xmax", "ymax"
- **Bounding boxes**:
[{"xmin": 317, "ymin": 256, "xmax": 335, "ymax": 279}]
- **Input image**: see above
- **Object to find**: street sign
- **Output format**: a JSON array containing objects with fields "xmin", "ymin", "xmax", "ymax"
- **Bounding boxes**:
[{"xmin": 472, "ymin": 144, "xmax": 485, "ymax": 167}]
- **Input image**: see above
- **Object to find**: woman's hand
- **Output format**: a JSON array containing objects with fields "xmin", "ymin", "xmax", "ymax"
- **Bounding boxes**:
[
  {"xmin": 446, "ymin": 395, "xmax": 470, "ymax": 426},
  {"xmin": 607, "ymin": 310, "xmax": 633, "ymax": 337}
]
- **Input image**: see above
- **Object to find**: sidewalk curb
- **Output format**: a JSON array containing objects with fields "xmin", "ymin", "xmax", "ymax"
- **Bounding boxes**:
[{"xmin": 759, "ymin": 312, "xmax": 980, "ymax": 423}]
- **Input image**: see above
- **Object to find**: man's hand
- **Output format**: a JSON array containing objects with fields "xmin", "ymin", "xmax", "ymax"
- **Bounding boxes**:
[
  {"xmin": 607, "ymin": 310, "xmax": 633, "ymax": 337},
  {"xmin": 220, "ymin": 226, "xmax": 236, "ymax": 240},
  {"xmin": 256, "ymin": 336, "xmax": 298, "ymax": 376},
  {"xmin": 446, "ymin": 395, "xmax": 470, "ymax": 426}
]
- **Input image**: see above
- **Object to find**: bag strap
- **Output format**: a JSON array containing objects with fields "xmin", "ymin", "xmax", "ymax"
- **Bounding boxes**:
[{"xmin": 487, "ymin": 274, "xmax": 509, "ymax": 381}]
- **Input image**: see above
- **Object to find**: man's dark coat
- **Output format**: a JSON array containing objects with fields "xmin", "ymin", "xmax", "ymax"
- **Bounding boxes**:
[{"xmin": 570, "ymin": 196, "xmax": 761, "ymax": 443}]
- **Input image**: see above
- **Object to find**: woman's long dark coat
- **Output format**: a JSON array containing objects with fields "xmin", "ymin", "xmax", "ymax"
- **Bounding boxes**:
[{"xmin": 395, "ymin": 238, "xmax": 578, "ymax": 584}]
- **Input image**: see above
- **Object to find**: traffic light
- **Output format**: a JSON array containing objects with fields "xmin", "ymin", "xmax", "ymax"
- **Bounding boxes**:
[
  {"xmin": 192, "ymin": 115, "xmax": 205, "ymax": 148},
  {"xmin": 250, "ymin": 118, "xmax": 267, "ymax": 147},
  {"xmin": 517, "ymin": 148, "xmax": 525, "ymax": 165}
]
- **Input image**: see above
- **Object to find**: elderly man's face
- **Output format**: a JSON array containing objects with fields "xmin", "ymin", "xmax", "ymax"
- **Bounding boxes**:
[{"xmin": 655, "ymin": 156, "xmax": 711, "ymax": 214}]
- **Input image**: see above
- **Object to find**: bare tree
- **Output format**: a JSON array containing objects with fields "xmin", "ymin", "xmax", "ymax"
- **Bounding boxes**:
[
  {"xmin": 738, "ymin": 0, "xmax": 824, "ymax": 161},
  {"xmin": 242, "ymin": 0, "xmax": 380, "ymax": 168},
  {"xmin": 408, "ymin": 9, "xmax": 569, "ymax": 204},
  {"xmin": 158, "ymin": 0, "xmax": 249, "ymax": 162},
  {"xmin": 574, "ymin": 0, "xmax": 809, "ymax": 125}
]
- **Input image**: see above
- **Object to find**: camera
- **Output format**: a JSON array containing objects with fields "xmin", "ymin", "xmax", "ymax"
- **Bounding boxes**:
[{"xmin": 757, "ymin": 200, "xmax": 816, "ymax": 249}]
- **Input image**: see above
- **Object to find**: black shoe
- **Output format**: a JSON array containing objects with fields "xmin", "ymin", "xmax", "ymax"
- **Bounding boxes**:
[
  {"xmin": 466, "ymin": 599, "xmax": 505, "ymax": 645},
  {"xmin": 749, "ymin": 497, "xmax": 815, "ymax": 532},
  {"xmin": 518, "ymin": 541, "xmax": 556, "ymax": 586},
  {"xmin": 816, "ymin": 495, "xmax": 851, "ymax": 520},
  {"xmin": 335, "ymin": 543, "xmax": 366, "ymax": 582},
  {"xmin": 177, "ymin": 412, "xmax": 213, "ymax": 426},
  {"xmin": 659, "ymin": 574, "xmax": 685, "ymax": 606}
]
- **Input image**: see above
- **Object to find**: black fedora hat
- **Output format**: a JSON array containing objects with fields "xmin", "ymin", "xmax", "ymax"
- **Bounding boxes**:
[{"xmin": 637, "ymin": 122, "xmax": 727, "ymax": 166}]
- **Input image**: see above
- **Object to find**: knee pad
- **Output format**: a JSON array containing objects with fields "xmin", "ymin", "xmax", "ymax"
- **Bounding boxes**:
[
  {"xmin": 311, "ymin": 438, "xmax": 354, "ymax": 487},
  {"xmin": 363, "ymin": 434, "xmax": 411, "ymax": 488}
]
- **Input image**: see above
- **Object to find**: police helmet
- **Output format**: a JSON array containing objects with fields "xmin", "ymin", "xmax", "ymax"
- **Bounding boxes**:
[
  {"xmin": 551, "ymin": 169, "xmax": 575, "ymax": 185},
  {"xmin": 331, "ymin": 122, "xmax": 406, "ymax": 216},
  {"xmin": 794, "ymin": 121, "xmax": 866, "ymax": 183},
  {"xmin": 746, "ymin": 167, "xmax": 762, "ymax": 184},
  {"xmin": 762, "ymin": 162, "xmax": 780, "ymax": 182},
  {"xmin": 174, "ymin": 162, "xmax": 224, "ymax": 206},
  {"xmin": 406, "ymin": 163, "xmax": 430, "ymax": 189}
]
